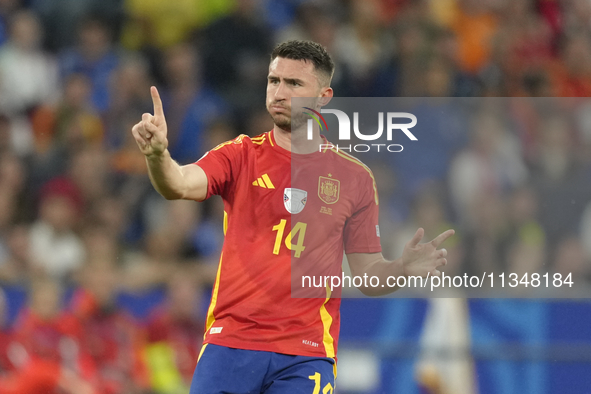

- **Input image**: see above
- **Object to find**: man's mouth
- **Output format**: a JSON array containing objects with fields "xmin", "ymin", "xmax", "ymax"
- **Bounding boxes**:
[{"xmin": 270, "ymin": 104, "xmax": 289, "ymax": 112}]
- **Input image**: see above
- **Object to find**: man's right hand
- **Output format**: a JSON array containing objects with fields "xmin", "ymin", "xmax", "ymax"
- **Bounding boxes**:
[
  {"xmin": 131, "ymin": 86, "xmax": 209, "ymax": 202},
  {"xmin": 131, "ymin": 86, "xmax": 168, "ymax": 157}
]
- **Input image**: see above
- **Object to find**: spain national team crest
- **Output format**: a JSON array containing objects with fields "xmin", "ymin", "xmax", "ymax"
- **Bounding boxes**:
[
  {"xmin": 284, "ymin": 188, "xmax": 308, "ymax": 214},
  {"xmin": 318, "ymin": 176, "xmax": 340, "ymax": 204}
]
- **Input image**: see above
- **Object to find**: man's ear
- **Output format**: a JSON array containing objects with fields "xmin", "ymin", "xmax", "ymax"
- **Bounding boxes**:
[{"xmin": 318, "ymin": 87, "xmax": 333, "ymax": 107}]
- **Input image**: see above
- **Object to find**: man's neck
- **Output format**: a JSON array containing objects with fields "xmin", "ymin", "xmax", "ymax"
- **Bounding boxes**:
[{"xmin": 273, "ymin": 125, "xmax": 323, "ymax": 154}]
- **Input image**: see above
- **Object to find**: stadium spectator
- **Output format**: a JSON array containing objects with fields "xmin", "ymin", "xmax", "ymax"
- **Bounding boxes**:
[
  {"xmin": 158, "ymin": 43, "xmax": 226, "ymax": 164},
  {"xmin": 120, "ymin": 198, "xmax": 211, "ymax": 291},
  {"xmin": 560, "ymin": 0, "xmax": 591, "ymax": 39},
  {"xmin": 275, "ymin": 2, "xmax": 339, "ymax": 49},
  {"xmin": 0, "ymin": 10, "xmax": 59, "ymax": 117},
  {"xmin": 0, "ymin": 0, "xmax": 22, "ymax": 47},
  {"xmin": 529, "ymin": 114, "xmax": 591, "ymax": 257},
  {"xmin": 0, "ymin": 114, "xmax": 10, "ymax": 152},
  {"xmin": 59, "ymin": 14, "xmax": 120, "ymax": 113},
  {"xmin": 0, "ymin": 225, "xmax": 33, "ymax": 284},
  {"xmin": 71, "ymin": 261, "xmax": 149, "ymax": 394},
  {"xmin": 201, "ymin": 0, "xmax": 271, "ymax": 111},
  {"xmin": 16, "ymin": 277, "xmax": 81, "ymax": 365},
  {"xmin": 552, "ymin": 236, "xmax": 588, "ymax": 284},
  {"xmin": 550, "ymin": 32, "xmax": 591, "ymax": 97},
  {"xmin": 449, "ymin": 108, "xmax": 527, "ymax": 229},
  {"xmin": 104, "ymin": 54, "xmax": 153, "ymax": 150},
  {"xmin": 461, "ymin": 191, "xmax": 508, "ymax": 277},
  {"xmin": 54, "ymin": 73, "xmax": 102, "ymax": 147},
  {"xmin": 0, "ymin": 287, "xmax": 14, "ymax": 372},
  {"xmin": 274, "ymin": 3, "xmax": 353, "ymax": 96},
  {"xmin": 86, "ymin": 196, "xmax": 131, "ymax": 243},
  {"xmin": 0, "ymin": 151, "xmax": 26, "ymax": 212},
  {"xmin": 31, "ymin": 0, "xmax": 123, "ymax": 52},
  {"xmin": 8, "ymin": 276, "xmax": 96, "ymax": 394},
  {"xmin": 371, "ymin": 17, "xmax": 436, "ymax": 97},
  {"xmin": 450, "ymin": 0, "xmax": 499, "ymax": 75},
  {"xmin": 388, "ymin": 95, "xmax": 468, "ymax": 215},
  {"xmin": 333, "ymin": 0, "xmax": 393, "ymax": 96},
  {"xmin": 28, "ymin": 177, "xmax": 85, "ymax": 281},
  {"xmin": 579, "ymin": 199, "xmax": 591, "ymax": 273},
  {"xmin": 480, "ymin": 0, "xmax": 553, "ymax": 96},
  {"xmin": 25, "ymin": 72, "xmax": 104, "ymax": 190},
  {"xmin": 0, "ymin": 152, "xmax": 27, "ymax": 280},
  {"xmin": 68, "ymin": 146, "xmax": 111, "ymax": 210},
  {"xmin": 143, "ymin": 270, "xmax": 204, "ymax": 393},
  {"xmin": 80, "ymin": 222, "xmax": 119, "ymax": 266},
  {"xmin": 504, "ymin": 185, "xmax": 545, "ymax": 279}
]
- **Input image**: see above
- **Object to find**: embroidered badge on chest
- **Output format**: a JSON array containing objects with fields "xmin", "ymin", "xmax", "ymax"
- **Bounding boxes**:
[
  {"xmin": 284, "ymin": 188, "xmax": 307, "ymax": 214},
  {"xmin": 318, "ymin": 176, "xmax": 340, "ymax": 204}
]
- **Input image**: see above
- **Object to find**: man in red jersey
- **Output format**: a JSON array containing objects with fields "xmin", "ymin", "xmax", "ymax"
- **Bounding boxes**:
[
  {"xmin": 131, "ymin": 40, "xmax": 453, "ymax": 394},
  {"xmin": 0, "ymin": 279, "xmax": 96, "ymax": 394}
]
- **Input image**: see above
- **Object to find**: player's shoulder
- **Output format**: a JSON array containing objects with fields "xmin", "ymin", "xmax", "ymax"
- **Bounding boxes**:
[
  {"xmin": 325, "ymin": 147, "xmax": 379, "ymax": 204},
  {"xmin": 247, "ymin": 131, "xmax": 273, "ymax": 148},
  {"xmin": 325, "ymin": 145, "xmax": 374, "ymax": 176},
  {"xmin": 209, "ymin": 134, "xmax": 249, "ymax": 151},
  {"xmin": 210, "ymin": 132, "xmax": 271, "ymax": 151}
]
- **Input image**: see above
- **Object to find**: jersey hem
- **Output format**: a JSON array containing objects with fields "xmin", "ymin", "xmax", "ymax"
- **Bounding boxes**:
[{"xmin": 203, "ymin": 337, "xmax": 332, "ymax": 358}]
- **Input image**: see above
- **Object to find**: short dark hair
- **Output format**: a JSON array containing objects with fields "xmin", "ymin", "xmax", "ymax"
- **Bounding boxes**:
[{"xmin": 270, "ymin": 40, "xmax": 335, "ymax": 86}]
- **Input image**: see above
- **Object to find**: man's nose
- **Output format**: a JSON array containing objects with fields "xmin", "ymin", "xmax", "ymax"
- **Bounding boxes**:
[{"xmin": 274, "ymin": 81, "xmax": 288, "ymax": 100}]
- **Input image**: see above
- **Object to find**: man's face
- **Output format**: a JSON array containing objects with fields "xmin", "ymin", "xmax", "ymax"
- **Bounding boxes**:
[{"xmin": 266, "ymin": 57, "xmax": 328, "ymax": 131}]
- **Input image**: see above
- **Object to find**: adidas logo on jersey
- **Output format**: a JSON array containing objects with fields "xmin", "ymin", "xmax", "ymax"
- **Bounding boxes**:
[{"xmin": 252, "ymin": 174, "xmax": 275, "ymax": 189}]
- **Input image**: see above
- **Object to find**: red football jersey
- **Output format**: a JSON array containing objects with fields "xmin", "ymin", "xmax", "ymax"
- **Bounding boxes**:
[{"xmin": 196, "ymin": 130, "xmax": 381, "ymax": 358}]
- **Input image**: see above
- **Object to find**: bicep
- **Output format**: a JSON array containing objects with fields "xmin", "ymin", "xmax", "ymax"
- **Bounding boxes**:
[{"xmin": 180, "ymin": 164, "xmax": 208, "ymax": 201}]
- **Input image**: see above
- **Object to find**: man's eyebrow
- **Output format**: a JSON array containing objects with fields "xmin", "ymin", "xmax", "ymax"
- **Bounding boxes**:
[
  {"xmin": 284, "ymin": 78, "xmax": 304, "ymax": 85},
  {"xmin": 266, "ymin": 75, "xmax": 305, "ymax": 85}
]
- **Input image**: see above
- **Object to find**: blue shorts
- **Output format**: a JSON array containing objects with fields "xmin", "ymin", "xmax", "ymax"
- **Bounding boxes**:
[{"xmin": 190, "ymin": 344, "xmax": 336, "ymax": 394}]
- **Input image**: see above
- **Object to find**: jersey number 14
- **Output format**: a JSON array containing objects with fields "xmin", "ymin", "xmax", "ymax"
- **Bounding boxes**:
[{"xmin": 272, "ymin": 220, "xmax": 307, "ymax": 258}]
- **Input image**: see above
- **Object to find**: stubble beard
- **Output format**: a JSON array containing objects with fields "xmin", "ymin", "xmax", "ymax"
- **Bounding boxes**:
[{"xmin": 268, "ymin": 108, "xmax": 307, "ymax": 132}]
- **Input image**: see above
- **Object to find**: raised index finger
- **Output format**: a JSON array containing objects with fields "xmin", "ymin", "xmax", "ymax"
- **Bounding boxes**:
[
  {"xmin": 151, "ymin": 86, "xmax": 164, "ymax": 120},
  {"xmin": 408, "ymin": 227, "xmax": 424, "ymax": 247},
  {"xmin": 430, "ymin": 229, "xmax": 455, "ymax": 248}
]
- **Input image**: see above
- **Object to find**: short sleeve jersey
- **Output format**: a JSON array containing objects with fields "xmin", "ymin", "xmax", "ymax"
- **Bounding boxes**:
[{"xmin": 196, "ymin": 130, "xmax": 381, "ymax": 358}]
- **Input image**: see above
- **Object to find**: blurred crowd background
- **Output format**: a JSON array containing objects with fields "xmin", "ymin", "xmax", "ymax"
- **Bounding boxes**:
[{"xmin": 0, "ymin": 0, "xmax": 591, "ymax": 393}]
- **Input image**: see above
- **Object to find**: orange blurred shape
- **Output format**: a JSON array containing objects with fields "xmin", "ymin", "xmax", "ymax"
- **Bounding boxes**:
[{"xmin": 30, "ymin": 105, "xmax": 56, "ymax": 154}]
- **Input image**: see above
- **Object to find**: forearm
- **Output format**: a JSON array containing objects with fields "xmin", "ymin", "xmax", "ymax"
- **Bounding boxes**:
[
  {"xmin": 145, "ymin": 150, "xmax": 187, "ymax": 200},
  {"xmin": 357, "ymin": 257, "xmax": 406, "ymax": 296},
  {"xmin": 348, "ymin": 252, "xmax": 407, "ymax": 296}
]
